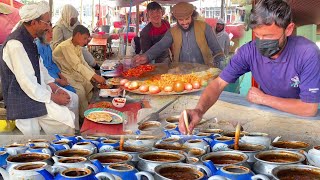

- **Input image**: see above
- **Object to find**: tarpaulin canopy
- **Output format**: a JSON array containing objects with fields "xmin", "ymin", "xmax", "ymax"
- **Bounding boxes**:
[
  {"xmin": 106, "ymin": 0, "xmax": 197, "ymax": 7},
  {"xmin": 154, "ymin": 0, "xmax": 197, "ymax": 5},
  {"xmin": 0, "ymin": 0, "xmax": 23, "ymax": 8},
  {"xmin": 287, "ymin": 0, "xmax": 320, "ymax": 26},
  {"xmin": 119, "ymin": 5, "xmax": 146, "ymax": 14}
]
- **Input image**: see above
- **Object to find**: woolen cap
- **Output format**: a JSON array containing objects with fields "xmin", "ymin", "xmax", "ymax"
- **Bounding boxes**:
[{"xmin": 172, "ymin": 2, "xmax": 194, "ymax": 19}]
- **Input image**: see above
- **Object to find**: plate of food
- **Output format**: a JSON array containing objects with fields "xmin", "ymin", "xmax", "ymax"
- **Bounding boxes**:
[
  {"xmin": 99, "ymin": 88, "xmax": 123, "ymax": 97},
  {"xmin": 100, "ymin": 62, "xmax": 119, "ymax": 71},
  {"xmin": 97, "ymin": 83, "xmax": 113, "ymax": 89},
  {"xmin": 120, "ymin": 67, "xmax": 220, "ymax": 95},
  {"xmin": 107, "ymin": 77, "xmax": 122, "ymax": 86},
  {"xmin": 84, "ymin": 108, "xmax": 126, "ymax": 124}
]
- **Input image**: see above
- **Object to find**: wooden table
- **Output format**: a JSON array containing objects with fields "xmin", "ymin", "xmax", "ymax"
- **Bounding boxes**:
[{"xmin": 87, "ymin": 38, "xmax": 108, "ymax": 59}]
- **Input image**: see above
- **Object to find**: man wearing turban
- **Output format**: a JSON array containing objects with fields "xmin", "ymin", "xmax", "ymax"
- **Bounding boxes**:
[
  {"xmin": 133, "ymin": 2, "xmax": 224, "ymax": 69},
  {"xmin": 0, "ymin": 1, "xmax": 76, "ymax": 135}
]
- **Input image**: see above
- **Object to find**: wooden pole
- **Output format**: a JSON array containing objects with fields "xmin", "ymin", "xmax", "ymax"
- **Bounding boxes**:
[
  {"xmin": 80, "ymin": 0, "xmax": 83, "ymax": 24},
  {"xmin": 49, "ymin": 0, "xmax": 53, "ymax": 19},
  {"xmin": 125, "ymin": 0, "xmax": 133, "ymax": 54},
  {"xmin": 221, "ymin": 0, "xmax": 225, "ymax": 20},
  {"xmin": 91, "ymin": 0, "xmax": 95, "ymax": 30},
  {"xmin": 136, "ymin": 5, "xmax": 139, "ymax": 36}
]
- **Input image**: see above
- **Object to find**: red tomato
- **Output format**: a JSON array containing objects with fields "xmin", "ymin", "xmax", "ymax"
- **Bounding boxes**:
[
  {"xmin": 120, "ymin": 79, "xmax": 129, "ymax": 86},
  {"xmin": 128, "ymin": 81, "xmax": 139, "ymax": 90},
  {"xmin": 192, "ymin": 81, "xmax": 201, "ymax": 89},
  {"xmin": 164, "ymin": 85, "xmax": 173, "ymax": 92},
  {"xmin": 184, "ymin": 83, "xmax": 193, "ymax": 91},
  {"xmin": 124, "ymin": 81, "xmax": 131, "ymax": 88},
  {"xmin": 173, "ymin": 82, "xmax": 184, "ymax": 92},
  {"xmin": 139, "ymin": 85, "xmax": 149, "ymax": 93},
  {"xmin": 149, "ymin": 85, "xmax": 161, "ymax": 94}
]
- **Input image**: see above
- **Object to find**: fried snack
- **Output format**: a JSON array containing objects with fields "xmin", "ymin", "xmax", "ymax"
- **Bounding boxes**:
[
  {"xmin": 87, "ymin": 112, "xmax": 113, "ymax": 122},
  {"xmin": 97, "ymin": 83, "xmax": 113, "ymax": 89},
  {"xmin": 108, "ymin": 78, "xmax": 121, "ymax": 85},
  {"xmin": 91, "ymin": 101, "xmax": 113, "ymax": 108}
]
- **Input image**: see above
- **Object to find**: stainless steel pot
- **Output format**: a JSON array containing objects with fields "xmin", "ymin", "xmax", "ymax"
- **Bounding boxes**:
[
  {"xmin": 200, "ymin": 151, "xmax": 249, "ymax": 168},
  {"xmin": 227, "ymin": 143, "xmax": 266, "ymax": 164},
  {"xmin": 272, "ymin": 165, "xmax": 320, "ymax": 180},
  {"xmin": 6, "ymin": 153, "xmax": 52, "ymax": 172},
  {"xmin": 137, "ymin": 150, "xmax": 185, "ymax": 173},
  {"xmin": 54, "ymin": 149, "xmax": 93, "ymax": 158},
  {"xmin": 88, "ymin": 152, "xmax": 132, "ymax": 166},
  {"xmin": 154, "ymin": 163, "xmax": 211, "ymax": 180},
  {"xmin": 114, "ymin": 145, "xmax": 150, "ymax": 164},
  {"xmin": 253, "ymin": 150, "xmax": 305, "ymax": 177},
  {"xmin": 153, "ymin": 143, "xmax": 188, "ymax": 153},
  {"xmin": 270, "ymin": 141, "xmax": 310, "ymax": 152}
]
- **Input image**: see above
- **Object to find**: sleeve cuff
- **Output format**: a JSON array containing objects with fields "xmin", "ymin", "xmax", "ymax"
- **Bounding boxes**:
[{"xmin": 220, "ymin": 70, "xmax": 238, "ymax": 83}]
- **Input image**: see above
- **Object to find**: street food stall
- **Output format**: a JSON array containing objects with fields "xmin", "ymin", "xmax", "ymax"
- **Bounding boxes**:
[
  {"xmin": 1, "ymin": 0, "xmax": 320, "ymax": 179},
  {"xmin": 1, "ymin": 59, "xmax": 320, "ymax": 179}
]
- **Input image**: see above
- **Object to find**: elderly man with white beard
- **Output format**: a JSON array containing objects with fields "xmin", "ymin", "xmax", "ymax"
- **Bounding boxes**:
[{"xmin": 0, "ymin": 1, "xmax": 76, "ymax": 135}]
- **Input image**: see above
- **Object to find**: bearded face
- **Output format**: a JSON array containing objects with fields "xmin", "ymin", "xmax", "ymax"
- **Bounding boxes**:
[
  {"xmin": 216, "ymin": 23, "xmax": 224, "ymax": 33},
  {"xmin": 177, "ymin": 16, "xmax": 194, "ymax": 32}
]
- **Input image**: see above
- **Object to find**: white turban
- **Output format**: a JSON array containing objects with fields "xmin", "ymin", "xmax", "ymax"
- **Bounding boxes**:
[
  {"xmin": 19, "ymin": 1, "xmax": 50, "ymax": 22},
  {"xmin": 11, "ymin": 1, "xmax": 49, "ymax": 32},
  {"xmin": 56, "ymin": 4, "xmax": 79, "ymax": 31}
]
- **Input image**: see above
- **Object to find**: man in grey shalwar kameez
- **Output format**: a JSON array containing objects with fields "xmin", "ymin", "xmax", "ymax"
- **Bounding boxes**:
[{"xmin": 133, "ymin": 2, "xmax": 224, "ymax": 69}]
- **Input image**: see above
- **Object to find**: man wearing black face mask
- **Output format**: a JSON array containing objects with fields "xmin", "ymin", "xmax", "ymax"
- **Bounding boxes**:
[
  {"xmin": 178, "ymin": 0, "xmax": 320, "ymax": 135},
  {"xmin": 133, "ymin": 2, "xmax": 224, "ymax": 69}
]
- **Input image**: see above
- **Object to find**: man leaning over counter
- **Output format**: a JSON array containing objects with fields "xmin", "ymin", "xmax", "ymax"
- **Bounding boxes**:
[
  {"xmin": 133, "ymin": 2, "xmax": 224, "ymax": 69},
  {"xmin": 179, "ymin": 0, "xmax": 320, "ymax": 134}
]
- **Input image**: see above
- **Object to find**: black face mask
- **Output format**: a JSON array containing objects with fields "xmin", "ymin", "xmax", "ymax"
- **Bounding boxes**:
[{"xmin": 256, "ymin": 34, "xmax": 285, "ymax": 58}]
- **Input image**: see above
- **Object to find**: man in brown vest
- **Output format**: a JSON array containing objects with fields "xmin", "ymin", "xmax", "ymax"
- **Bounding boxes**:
[{"xmin": 133, "ymin": 2, "xmax": 224, "ymax": 68}]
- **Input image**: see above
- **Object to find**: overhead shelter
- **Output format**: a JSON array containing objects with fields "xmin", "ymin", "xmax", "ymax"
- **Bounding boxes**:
[{"xmin": 286, "ymin": 0, "xmax": 320, "ymax": 26}]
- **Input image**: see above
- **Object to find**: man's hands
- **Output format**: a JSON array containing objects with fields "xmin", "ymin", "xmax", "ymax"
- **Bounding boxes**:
[
  {"xmin": 51, "ymin": 88, "xmax": 71, "ymax": 106},
  {"xmin": 132, "ymin": 54, "xmax": 148, "ymax": 67},
  {"xmin": 56, "ymin": 78, "xmax": 69, "ymax": 87},
  {"xmin": 56, "ymin": 73, "xmax": 69, "ymax": 87},
  {"xmin": 92, "ymin": 74, "xmax": 106, "ymax": 84},
  {"xmin": 247, "ymin": 87, "xmax": 267, "ymax": 105},
  {"xmin": 178, "ymin": 109, "xmax": 204, "ymax": 135}
]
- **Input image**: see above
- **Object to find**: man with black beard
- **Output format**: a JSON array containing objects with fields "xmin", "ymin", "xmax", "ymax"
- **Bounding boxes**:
[
  {"xmin": 133, "ymin": 2, "xmax": 224, "ymax": 68},
  {"xmin": 215, "ymin": 18, "xmax": 230, "ymax": 57}
]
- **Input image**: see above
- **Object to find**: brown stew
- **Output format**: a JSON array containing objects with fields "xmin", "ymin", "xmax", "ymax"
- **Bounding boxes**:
[
  {"xmin": 154, "ymin": 144, "xmax": 186, "ymax": 151},
  {"xmin": 93, "ymin": 155, "xmax": 129, "ymax": 163},
  {"xmin": 16, "ymin": 164, "xmax": 44, "ymax": 170},
  {"xmin": 258, "ymin": 154, "xmax": 300, "ymax": 163},
  {"xmin": 57, "ymin": 150, "xmax": 90, "ymax": 157},
  {"xmin": 272, "ymin": 141, "xmax": 308, "ymax": 149},
  {"xmin": 206, "ymin": 155, "xmax": 244, "ymax": 165},
  {"xmin": 277, "ymin": 169, "xmax": 320, "ymax": 180},
  {"xmin": 8, "ymin": 154, "xmax": 49, "ymax": 162},
  {"xmin": 159, "ymin": 167, "xmax": 201, "ymax": 180},
  {"xmin": 142, "ymin": 154, "xmax": 181, "ymax": 162},
  {"xmin": 115, "ymin": 146, "xmax": 147, "ymax": 152}
]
